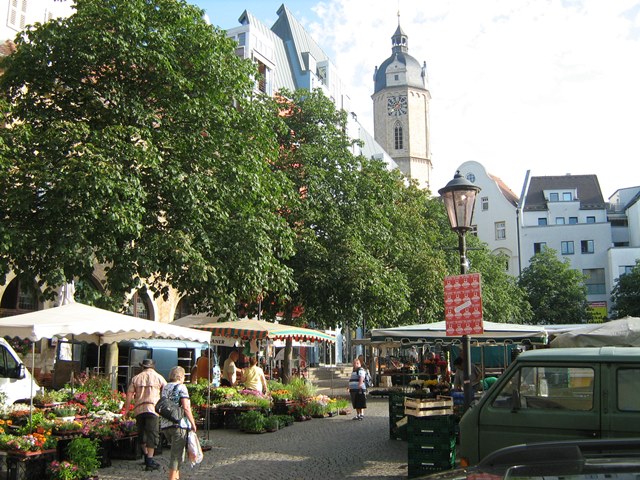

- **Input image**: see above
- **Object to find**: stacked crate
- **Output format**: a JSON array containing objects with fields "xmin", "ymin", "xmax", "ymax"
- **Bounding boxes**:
[
  {"xmin": 405, "ymin": 397, "xmax": 456, "ymax": 478},
  {"xmin": 388, "ymin": 392, "xmax": 408, "ymax": 440}
]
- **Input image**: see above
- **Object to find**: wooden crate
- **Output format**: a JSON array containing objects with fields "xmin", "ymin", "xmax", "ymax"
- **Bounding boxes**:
[{"xmin": 405, "ymin": 397, "xmax": 453, "ymax": 417}]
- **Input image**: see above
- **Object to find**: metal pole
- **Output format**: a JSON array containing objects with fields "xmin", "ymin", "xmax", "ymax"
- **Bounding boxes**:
[{"xmin": 459, "ymin": 231, "xmax": 473, "ymax": 412}]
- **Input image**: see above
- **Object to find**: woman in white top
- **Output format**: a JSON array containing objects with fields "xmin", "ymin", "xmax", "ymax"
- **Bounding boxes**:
[{"xmin": 160, "ymin": 366, "xmax": 197, "ymax": 480}]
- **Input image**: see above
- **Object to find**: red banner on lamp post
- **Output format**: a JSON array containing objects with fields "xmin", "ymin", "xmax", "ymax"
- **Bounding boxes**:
[{"xmin": 444, "ymin": 273, "xmax": 483, "ymax": 336}]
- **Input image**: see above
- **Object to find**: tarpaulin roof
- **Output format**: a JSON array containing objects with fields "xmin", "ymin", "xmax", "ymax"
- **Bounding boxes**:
[
  {"xmin": 550, "ymin": 317, "xmax": 640, "ymax": 348},
  {"xmin": 371, "ymin": 320, "xmax": 548, "ymax": 345},
  {"xmin": 0, "ymin": 302, "xmax": 211, "ymax": 344}
]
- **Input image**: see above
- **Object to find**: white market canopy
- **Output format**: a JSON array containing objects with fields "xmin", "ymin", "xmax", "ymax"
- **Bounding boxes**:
[
  {"xmin": 550, "ymin": 316, "xmax": 640, "ymax": 348},
  {"xmin": 0, "ymin": 302, "xmax": 211, "ymax": 344},
  {"xmin": 371, "ymin": 320, "xmax": 548, "ymax": 345}
]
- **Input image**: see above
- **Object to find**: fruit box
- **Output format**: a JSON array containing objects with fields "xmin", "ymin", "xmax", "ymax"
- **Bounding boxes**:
[{"xmin": 404, "ymin": 396, "xmax": 453, "ymax": 417}]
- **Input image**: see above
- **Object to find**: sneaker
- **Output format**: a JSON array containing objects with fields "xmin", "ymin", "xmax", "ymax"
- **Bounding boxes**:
[
  {"xmin": 358, "ymin": 415, "xmax": 364, "ymax": 420},
  {"xmin": 352, "ymin": 415, "xmax": 360, "ymax": 420},
  {"xmin": 145, "ymin": 458, "xmax": 161, "ymax": 471}
]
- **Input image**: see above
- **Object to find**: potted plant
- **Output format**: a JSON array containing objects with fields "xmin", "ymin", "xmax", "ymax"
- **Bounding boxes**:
[
  {"xmin": 238, "ymin": 410, "xmax": 265, "ymax": 433},
  {"xmin": 51, "ymin": 405, "xmax": 77, "ymax": 422},
  {"xmin": 334, "ymin": 398, "xmax": 350, "ymax": 415},
  {"xmin": 66, "ymin": 437, "xmax": 100, "ymax": 479},
  {"xmin": 47, "ymin": 460, "xmax": 83, "ymax": 480},
  {"xmin": 263, "ymin": 416, "xmax": 279, "ymax": 432},
  {"xmin": 53, "ymin": 420, "xmax": 84, "ymax": 436}
]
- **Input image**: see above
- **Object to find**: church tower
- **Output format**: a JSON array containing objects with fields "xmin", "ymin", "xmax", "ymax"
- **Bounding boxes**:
[{"xmin": 372, "ymin": 16, "xmax": 432, "ymax": 189}]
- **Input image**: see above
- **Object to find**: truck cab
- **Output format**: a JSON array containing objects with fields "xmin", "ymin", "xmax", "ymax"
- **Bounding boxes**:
[
  {"xmin": 0, "ymin": 338, "xmax": 37, "ymax": 404},
  {"xmin": 458, "ymin": 347, "xmax": 640, "ymax": 466}
]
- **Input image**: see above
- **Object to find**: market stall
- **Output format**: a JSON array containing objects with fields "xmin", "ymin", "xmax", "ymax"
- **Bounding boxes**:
[{"xmin": 549, "ymin": 316, "xmax": 640, "ymax": 347}]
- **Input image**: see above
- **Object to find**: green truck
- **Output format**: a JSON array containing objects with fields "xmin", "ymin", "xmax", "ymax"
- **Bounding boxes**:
[{"xmin": 458, "ymin": 347, "xmax": 640, "ymax": 466}]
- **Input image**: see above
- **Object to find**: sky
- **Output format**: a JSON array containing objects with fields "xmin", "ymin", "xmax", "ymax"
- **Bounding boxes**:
[{"xmin": 191, "ymin": 0, "xmax": 640, "ymax": 198}]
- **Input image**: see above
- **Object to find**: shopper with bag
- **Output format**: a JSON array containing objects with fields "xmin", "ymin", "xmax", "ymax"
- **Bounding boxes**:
[{"xmin": 160, "ymin": 366, "xmax": 198, "ymax": 480}]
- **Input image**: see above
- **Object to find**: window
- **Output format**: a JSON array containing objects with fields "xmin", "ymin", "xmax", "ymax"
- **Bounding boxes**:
[
  {"xmin": 466, "ymin": 173, "xmax": 476, "ymax": 183},
  {"xmin": 0, "ymin": 277, "xmax": 39, "ymax": 315},
  {"xmin": 127, "ymin": 291, "xmax": 152, "ymax": 319},
  {"xmin": 549, "ymin": 193, "xmax": 559, "ymax": 202},
  {"xmin": 237, "ymin": 32, "xmax": 246, "ymax": 46},
  {"xmin": 481, "ymin": 197, "xmax": 489, "ymax": 211},
  {"xmin": 495, "ymin": 221, "xmax": 506, "ymax": 240},
  {"xmin": 7, "ymin": 0, "xmax": 27, "ymax": 31},
  {"xmin": 174, "ymin": 297, "xmax": 193, "ymax": 321},
  {"xmin": 586, "ymin": 216, "xmax": 596, "ymax": 224},
  {"xmin": 569, "ymin": 217, "xmax": 578, "ymax": 224},
  {"xmin": 394, "ymin": 123, "xmax": 403, "ymax": 150},
  {"xmin": 563, "ymin": 192, "xmax": 573, "ymax": 201},
  {"xmin": 561, "ymin": 241, "xmax": 574, "ymax": 255},
  {"xmin": 538, "ymin": 218, "xmax": 547, "ymax": 226},
  {"xmin": 0, "ymin": 345, "xmax": 19, "ymax": 378},
  {"xmin": 620, "ymin": 265, "xmax": 635, "ymax": 276},
  {"xmin": 618, "ymin": 369, "xmax": 640, "ymax": 411},
  {"xmin": 581, "ymin": 240, "xmax": 594, "ymax": 254},
  {"xmin": 555, "ymin": 217, "xmax": 565, "ymax": 225},
  {"xmin": 583, "ymin": 268, "xmax": 605, "ymax": 294},
  {"xmin": 492, "ymin": 366, "xmax": 594, "ymax": 411},
  {"xmin": 534, "ymin": 242, "xmax": 546, "ymax": 254}
]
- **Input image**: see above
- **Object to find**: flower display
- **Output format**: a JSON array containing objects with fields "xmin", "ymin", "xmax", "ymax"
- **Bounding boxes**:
[{"xmin": 47, "ymin": 460, "xmax": 82, "ymax": 480}]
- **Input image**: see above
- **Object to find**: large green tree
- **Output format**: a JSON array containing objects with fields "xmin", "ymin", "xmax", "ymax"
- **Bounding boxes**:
[
  {"xmin": 518, "ymin": 248, "xmax": 590, "ymax": 324},
  {"xmin": 610, "ymin": 260, "xmax": 640, "ymax": 318},
  {"xmin": 0, "ymin": 0, "xmax": 294, "ymax": 311}
]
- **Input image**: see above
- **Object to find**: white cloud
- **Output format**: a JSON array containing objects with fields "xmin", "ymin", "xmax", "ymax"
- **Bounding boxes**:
[{"xmin": 309, "ymin": 0, "xmax": 640, "ymax": 197}]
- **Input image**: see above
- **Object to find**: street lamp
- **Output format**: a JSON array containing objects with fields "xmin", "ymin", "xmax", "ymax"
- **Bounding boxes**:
[{"xmin": 438, "ymin": 170, "xmax": 481, "ymax": 411}]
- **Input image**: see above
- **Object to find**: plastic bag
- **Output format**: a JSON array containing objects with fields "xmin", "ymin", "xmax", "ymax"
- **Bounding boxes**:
[{"xmin": 187, "ymin": 431, "xmax": 203, "ymax": 466}]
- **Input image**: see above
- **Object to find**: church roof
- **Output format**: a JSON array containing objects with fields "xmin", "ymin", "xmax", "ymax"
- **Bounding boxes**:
[{"xmin": 374, "ymin": 21, "xmax": 426, "ymax": 94}]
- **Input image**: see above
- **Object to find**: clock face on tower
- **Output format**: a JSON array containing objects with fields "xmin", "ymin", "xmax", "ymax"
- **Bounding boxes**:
[{"xmin": 387, "ymin": 95, "xmax": 408, "ymax": 116}]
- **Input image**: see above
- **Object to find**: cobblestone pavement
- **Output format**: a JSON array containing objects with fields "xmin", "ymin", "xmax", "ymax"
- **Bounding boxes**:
[{"xmin": 98, "ymin": 397, "xmax": 409, "ymax": 480}]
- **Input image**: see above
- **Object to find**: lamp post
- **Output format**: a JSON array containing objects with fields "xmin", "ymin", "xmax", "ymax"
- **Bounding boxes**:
[{"xmin": 438, "ymin": 171, "xmax": 481, "ymax": 411}]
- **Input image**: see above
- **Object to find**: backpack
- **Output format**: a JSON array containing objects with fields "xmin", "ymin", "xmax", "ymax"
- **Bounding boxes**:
[
  {"xmin": 364, "ymin": 369, "xmax": 373, "ymax": 388},
  {"xmin": 155, "ymin": 384, "xmax": 184, "ymax": 423}
]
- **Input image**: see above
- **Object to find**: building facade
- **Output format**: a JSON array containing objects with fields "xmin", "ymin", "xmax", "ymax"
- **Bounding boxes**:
[
  {"xmin": 455, "ymin": 161, "xmax": 520, "ymax": 277},
  {"xmin": 372, "ymin": 19, "xmax": 432, "ymax": 189}
]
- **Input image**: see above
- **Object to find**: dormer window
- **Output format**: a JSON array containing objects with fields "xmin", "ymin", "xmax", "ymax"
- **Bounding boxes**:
[
  {"xmin": 549, "ymin": 193, "xmax": 559, "ymax": 202},
  {"xmin": 563, "ymin": 192, "xmax": 573, "ymax": 201}
]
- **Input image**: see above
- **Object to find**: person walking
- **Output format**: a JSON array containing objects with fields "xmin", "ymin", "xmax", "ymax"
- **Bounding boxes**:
[
  {"xmin": 124, "ymin": 358, "xmax": 167, "ymax": 471},
  {"xmin": 348, "ymin": 357, "xmax": 367, "ymax": 420},
  {"xmin": 160, "ymin": 366, "xmax": 197, "ymax": 480}
]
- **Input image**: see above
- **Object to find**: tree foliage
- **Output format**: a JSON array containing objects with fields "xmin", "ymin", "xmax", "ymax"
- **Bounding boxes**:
[
  {"xmin": 518, "ymin": 248, "xmax": 590, "ymax": 324},
  {"xmin": 0, "ymin": 0, "xmax": 294, "ymax": 311},
  {"xmin": 610, "ymin": 260, "xmax": 640, "ymax": 318}
]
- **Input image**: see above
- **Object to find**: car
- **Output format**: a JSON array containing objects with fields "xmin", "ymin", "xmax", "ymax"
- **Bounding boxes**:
[{"xmin": 420, "ymin": 438, "xmax": 640, "ymax": 480}]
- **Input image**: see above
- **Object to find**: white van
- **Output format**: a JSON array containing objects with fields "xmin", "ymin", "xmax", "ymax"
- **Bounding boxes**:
[{"xmin": 0, "ymin": 338, "xmax": 38, "ymax": 404}]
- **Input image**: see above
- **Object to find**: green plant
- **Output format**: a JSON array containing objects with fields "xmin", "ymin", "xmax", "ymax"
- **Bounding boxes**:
[
  {"xmin": 244, "ymin": 395, "xmax": 271, "ymax": 411},
  {"xmin": 66, "ymin": 437, "xmax": 99, "ymax": 478},
  {"xmin": 333, "ymin": 397, "xmax": 350, "ymax": 412},
  {"xmin": 307, "ymin": 402, "xmax": 326, "ymax": 417},
  {"xmin": 263, "ymin": 416, "xmax": 279, "ymax": 431},
  {"xmin": 51, "ymin": 406, "xmax": 76, "ymax": 417},
  {"xmin": 34, "ymin": 389, "xmax": 69, "ymax": 405},
  {"xmin": 47, "ymin": 460, "xmax": 83, "ymax": 480},
  {"xmin": 53, "ymin": 420, "xmax": 83, "ymax": 433},
  {"xmin": 238, "ymin": 410, "xmax": 265, "ymax": 433},
  {"xmin": 274, "ymin": 414, "xmax": 294, "ymax": 427},
  {"xmin": 287, "ymin": 378, "xmax": 317, "ymax": 402}
]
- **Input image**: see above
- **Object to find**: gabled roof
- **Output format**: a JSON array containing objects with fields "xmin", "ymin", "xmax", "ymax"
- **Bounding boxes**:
[
  {"xmin": 271, "ymin": 4, "xmax": 332, "ymax": 88},
  {"xmin": 523, "ymin": 174, "xmax": 605, "ymax": 211},
  {"xmin": 488, "ymin": 173, "xmax": 519, "ymax": 207}
]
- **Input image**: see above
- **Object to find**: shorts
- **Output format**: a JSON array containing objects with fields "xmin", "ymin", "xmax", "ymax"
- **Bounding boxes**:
[
  {"xmin": 167, "ymin": 426, "xmax": 188, "ymax": 470},
  {"xmin": 136, "ymin": 412, "xmax": 160, "ymax": 449},
  {"xmin": 350, "ymin": 390, "xmax": 367, "ymax": 409}
]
